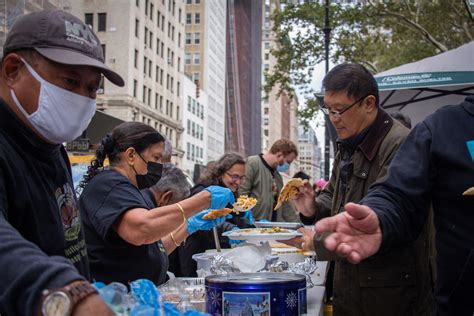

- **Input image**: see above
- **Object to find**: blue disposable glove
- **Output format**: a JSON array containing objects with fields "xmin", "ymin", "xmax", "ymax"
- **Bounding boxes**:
[
  {"xmin": 242, "ymin": 211, "xmax": 254, "ymax": 225},
  {"xmin": 187, "ymin": 209, "xmax": 233, "ymax": 235},
  {"xmin": 204, "ymin": 185, "xmax": 236, "ymax": 209},
  {"xmin": 228, "ymin": 226, "xmax": 243, "ymax": 246},
  {"xmin": 258, "ymin": 219, "xmax": 269, "ymax": 223}
]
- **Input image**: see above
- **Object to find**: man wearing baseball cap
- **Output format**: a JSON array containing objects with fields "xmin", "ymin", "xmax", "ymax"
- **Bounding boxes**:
[{"xmin": 0, "ymin": 10, "xmax": 124, "ymax": 315}]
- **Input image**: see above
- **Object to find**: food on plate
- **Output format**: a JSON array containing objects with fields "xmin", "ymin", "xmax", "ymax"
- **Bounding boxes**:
[
  {"xmin": 463, "ymin": 186, "xmax": 474, "ymax": 196},
  {"xmin": 236, "ymin": 227, "xmax": 290, "ymax": 234},
  {"xmin": 274, "ymin": 178, "xmax": 305, "ymax": 210},
  {"xmin": 233, "ymin": 195, "xmax": 257, "ymax": 213},
  {"xmin": 203, "ymin": 207, "xmax": 233, "ymax": 219}
]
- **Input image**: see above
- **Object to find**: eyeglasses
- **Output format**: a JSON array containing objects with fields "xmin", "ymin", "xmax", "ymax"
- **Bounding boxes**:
[
  {"xmin": 226, "ymin": 172, "xmax": 246, "ymax": 182},
  {"xmin": 320, "ymin": 95, "xmax": 369, "ymax": 118}
]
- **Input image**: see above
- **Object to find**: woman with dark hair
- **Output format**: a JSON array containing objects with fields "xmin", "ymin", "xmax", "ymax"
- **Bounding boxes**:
[
  {"xmin": 169, "ymin": 153, "xmax": 254, "ymax": 277},
  {"xmin": 78, "ymin": 122, "xmax": 235, "ymax": 285}
]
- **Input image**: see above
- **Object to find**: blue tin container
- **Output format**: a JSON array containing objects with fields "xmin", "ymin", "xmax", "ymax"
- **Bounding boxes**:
[{"xmin": 205, "ymin": 272, "xmax": 307, "ymax": 316}]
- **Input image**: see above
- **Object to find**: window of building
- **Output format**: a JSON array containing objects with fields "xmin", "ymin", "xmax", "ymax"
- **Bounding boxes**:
[
  {"xmin": 194, "ymin": 32, "xmax": 200, "ymax": 44},
  {"xmin": 193, "ymin": 53, "xmax": 200, "ymax": 64},
  {"xmin": 178, "ymin": 32, "xmax": 181, "ymax": 47},
  {"xmin": 264, "ymin": 118, "xmax": 269, "ymax": 125},
  {"xmin": 195, "ymin": 13, "xmax": 200, "ymax": 24},
  {"xmin": 160, "ymin": 69, "xmax": 163, "ymax": 85},
  {"xmin": 177, "ymin": 57, "xmax": 181, "ymax": 71},
  {"xmin": 193, "ymin": 73, "xmax": 199, "ymax": 83},
  {"xmin": 264, "ymin": 129, "xmax": 269, "ymax": 136},
  {"xmin": 145, "ymin": 0, "xmax": 149, "ymax": 15},
  {"xmin": 143, "ymin": 85, "xmax": 147, "ymax": 103},
  {"xmin": 144, "ymin": 27, "xmax": 148, "ymax": 46},
  {"xmin": 187, "ymin": 142, "xmax": 190, "ymax": 159},
  {"xmin": 264, "ymin": 64, "xmax": 269, "ymax": 71},
  {"xmin": 161, "ymin": 16, "xmax": 165, "ymax": 30},
  {"xmin": 160, "ymin": 42, "xmax": 164, "ymax": 58},
  {"xmin": 167, "ymin": 22, "xmax": 171, "ymax": 38},
  {"xmin": 195, "ymin": 0, "xmax": 201, "ymax": 3},
  {"xmin": 178, "ymin": 8, "xmax": 182, "ymax": 23},
  {"xmin": 155, "ymin": 93, "xmax": 158, "ymax": 109},
  {"xmin": 265, "ymin": 53, "xmax": 269, "ymax": 60},
  {"xmin": 133, "ymin": 80, "xmax": 137, "ymax": 97},
  {"xmin": 159, "ymin": 95, "xmax": 163, "ymax": 112},
  {"xmin": 148, "ymin": 60, "xmax": 152, "ymax": 77},
  {"xmin": 156, "ymin": 38, "xmax": 160, "ymax": 55},
  {"xmin": 149, "ymin": 32, "xmax": 153, "ymax": 49},
  {"xmin": 264, "ymin": 107, "xmax": 269, "ymax": 115},
  {"xmin": 143, "ymin": 56, "xmax": 147, "ymax": 75},
  {"xmin": 150, "ymin": 3, "xmax": 154, "ymax": 20},
  {"xmin": 84, "ymin": 13, "xmax": 93, "ymax": 28},
  {"xmin": 192, "ymin": 99, "xmax": 196, "ymax": 114},
  {"xmin": 185, "ymin": 53, "xmax": 191, "ymax": 65},
  {"xmin": 170, "ymin": 102, "xmax": 173, "ymax": 118},
  {"xmin": 157, "ymin": 10, "xmax": 161, "ymax": 28},
  {"xmin": 98, "ymin": 13, "xmax": 106, "ymax": 32},
  {"xmin": 177, "ymin": 81, "xmax": 180, "ymax": 96},
  {"xmin": 147, "ymin": 88, "xmax": 151, "ymax": 106},
  {"xmin": 185, "ymin": 33, "xmax": 192, "ymax": 45},
  {"xmin": 186, "ymin": 0, "xmax": 192, "ymax": 3},
  {"xmin": 264, "ymin": 42, "xmax": 270, "ymax": 49},
  {"xmin": 186, "ymin": 13, "xmax": 192, "ymax": 24},
  {"xmin": 155, "ymin": 66, "xmax": 159, "ymax": 82},
  {"xmin": 136, "ymin": 0, "xmax": 139, "ymax": 7},
  {"xmin": 135, "ymin": 19, "xmax": 139, "ymax": 37}
]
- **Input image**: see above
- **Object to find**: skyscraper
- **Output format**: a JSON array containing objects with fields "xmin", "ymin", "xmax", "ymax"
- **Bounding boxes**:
[
  {"xmin": 225, "ymin": 0, "xmax": 262, "ymax": 157},
  {"xmin": 184, "ymin": 0, "xmax": 226, "ymax": 162},
  {"xmin": 71, "ymin": 0, "xmax": 185, "ymax": 165}
]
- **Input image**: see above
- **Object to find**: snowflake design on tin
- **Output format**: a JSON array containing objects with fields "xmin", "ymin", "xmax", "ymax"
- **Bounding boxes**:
[
  {"xmin": 285, "ymin": 291, "xmax": 298, "ymax": 310},
  {"xmin": 209, "ymin": 289, "xmax": 221, "ymax": 308}
]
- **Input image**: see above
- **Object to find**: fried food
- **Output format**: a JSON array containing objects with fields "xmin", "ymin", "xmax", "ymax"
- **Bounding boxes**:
[
  {"xmin": 463, "ymin": 187, "xmax": 474, "ymax": 196},
  {"xmin": 202, "ymin": 208, "xmax": 233, "ymax": 219},
  {"xmin": 274, "ymin": 178, "xmax": 304, "ymax": 210},
  {"xmin": 233, "ymin": 195, "xmax": 257, "ymax": 213}
]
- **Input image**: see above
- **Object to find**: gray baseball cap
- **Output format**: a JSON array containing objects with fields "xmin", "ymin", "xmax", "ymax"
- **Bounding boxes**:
[{"xmin": 3, "ymin": 10, "xmax": 124, "ymax": 87}]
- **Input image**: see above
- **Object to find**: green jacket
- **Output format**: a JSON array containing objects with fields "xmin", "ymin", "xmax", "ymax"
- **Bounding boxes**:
[
  {"xmin": 310, "ymin": 110, "xmax": 434, "ymax": 316},
  {"xmin": 239, "ymin": 155, "xmax": 299, "ymax": 222}
]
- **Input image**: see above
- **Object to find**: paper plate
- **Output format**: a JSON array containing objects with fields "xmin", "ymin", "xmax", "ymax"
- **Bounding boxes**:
[{"xmin": 222, "ymin": 228, "xmax": 302, "ymax": 242}]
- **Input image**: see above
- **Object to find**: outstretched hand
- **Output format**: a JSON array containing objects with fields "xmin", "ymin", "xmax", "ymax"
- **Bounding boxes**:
[
  {"xmin": 315, "ymin": 202, "xmax": 382, "ymax": 264},
  {"xmin": 187, "ymin": 209, "xmax": 232, "ymax": 235}
]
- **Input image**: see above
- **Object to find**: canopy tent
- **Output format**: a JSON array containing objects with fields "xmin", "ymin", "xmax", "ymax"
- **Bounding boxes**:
[{"xmin": 375, "ymin": 41, "xmax": 474, "ymax": 125}]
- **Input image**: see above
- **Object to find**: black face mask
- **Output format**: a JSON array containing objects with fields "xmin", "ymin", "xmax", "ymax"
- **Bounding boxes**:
[{"xmin": 135, "ymin": 154, "xmax": 163, "ymax": 189}]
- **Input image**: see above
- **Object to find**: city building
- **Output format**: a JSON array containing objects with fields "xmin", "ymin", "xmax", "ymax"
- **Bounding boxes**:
[
  {"xmin": 298, "ymin": 126, "xmax": 322, "ymax": 182},
  {"xmin": 184, "ymin": 0, "xmax": 226, "ymax": 162},
  {"xmin": 181, "ymin": 75, "xmax": 207, "ymax": 177},
  {"xmin": 225, "ymin": 0, "xmax": 262, "ymax": 157},
  {"xmin": 0, "ymin": 0, "xmax": 72, "ymax": 56},
  {"xmin": 71, "ymin": 0, "xmax": 185, "ymax": 165},
  {"xmin": 261, "ymin": 0, "xmax": 300, "ymax": 176}
]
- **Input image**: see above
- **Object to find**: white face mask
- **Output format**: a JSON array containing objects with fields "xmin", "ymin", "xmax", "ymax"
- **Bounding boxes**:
[{"xmin": 10, "ymin": 59, "xmax": 97, "ymax": 144}]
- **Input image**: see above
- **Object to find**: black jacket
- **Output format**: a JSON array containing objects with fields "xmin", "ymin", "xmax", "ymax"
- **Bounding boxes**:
[
  {"xmin": 0, "ymin": 101, "xmax": 88, "ymax": 315},
  {"xmin": 168, "ymin": 182, "xmax": 253, "ymax": 277},
  {"xmin": 363, "ymin": 96, "xmax": 474, "ymax": 315}
]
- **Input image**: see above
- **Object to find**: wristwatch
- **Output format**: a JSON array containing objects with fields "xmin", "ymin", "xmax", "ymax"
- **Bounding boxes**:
[{"xmin": 41, "ymin": 281, "xmax": 98, "ymax": 316}]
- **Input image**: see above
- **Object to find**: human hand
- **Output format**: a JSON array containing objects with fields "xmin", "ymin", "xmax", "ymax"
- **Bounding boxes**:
[
  {"xmin": 205, "ymin": 186, "xmax": 236, "ymax": 209},
  {"xmin": 280, "ymin": 227, "xmax": 315, "ymax": 252},
  {"xmin": 72, "ymin": 293, "xmax": 114, "ymax": 316},
  {"xmin": 291, "ymin": 181, "xmax": 317, "ymax": 217},
  {"xmin": 242, "ymin": 211, "xmax": 254, "ymax": 225},
  {"xmin": 187, "ymin": 209, "xmax": 233, "ymax": 234},
  {"xmin": 315, "ymin": 202, "xmax": 382, "ymax": 264}
]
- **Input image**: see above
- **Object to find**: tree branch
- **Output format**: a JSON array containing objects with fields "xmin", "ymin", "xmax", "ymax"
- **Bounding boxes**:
[
  {"xmin": 463, "ymin": 0, "xmax": 474, "ymax": 21},
  {"xmin": 377, "ymin": 8, "xmax": 448, "ymax": 51}
]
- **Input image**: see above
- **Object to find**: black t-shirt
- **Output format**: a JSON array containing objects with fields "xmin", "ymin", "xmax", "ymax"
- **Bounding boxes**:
[
  {"xmin": 0, "ymin": 102, "xmax": 87, "ymax": 315},
  {"xmin": 79, "ymin": 170, "xmax": 168, "ymax": 285}
]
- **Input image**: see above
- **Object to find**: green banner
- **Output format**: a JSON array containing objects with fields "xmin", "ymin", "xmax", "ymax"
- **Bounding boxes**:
[{"xmin": 376, "ymin": 71, "xmax": 474, "ymax": 90}]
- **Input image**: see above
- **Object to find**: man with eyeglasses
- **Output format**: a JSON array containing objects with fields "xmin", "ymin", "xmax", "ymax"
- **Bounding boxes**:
[{"xmin": 288, "ymin": 63, "xmax": 434, "ymax": 315}]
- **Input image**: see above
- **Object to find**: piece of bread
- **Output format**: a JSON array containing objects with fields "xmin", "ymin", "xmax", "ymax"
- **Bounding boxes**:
[
  {"xmin": 202, "ymin": 208, "xmax": 233, "ymax": 219},
  {"xmin": 274, "ymin": 178, "xmax": 304, "ymax": 210},
  {"xmin": 463, "ymin": 187, "xmax": 474, "ymax": 196}
]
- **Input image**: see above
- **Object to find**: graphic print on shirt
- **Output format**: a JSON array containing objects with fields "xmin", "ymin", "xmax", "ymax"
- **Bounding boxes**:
[{"xmin": 55, "ymin": 183, "xmax": 81, "ymax": 241}]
